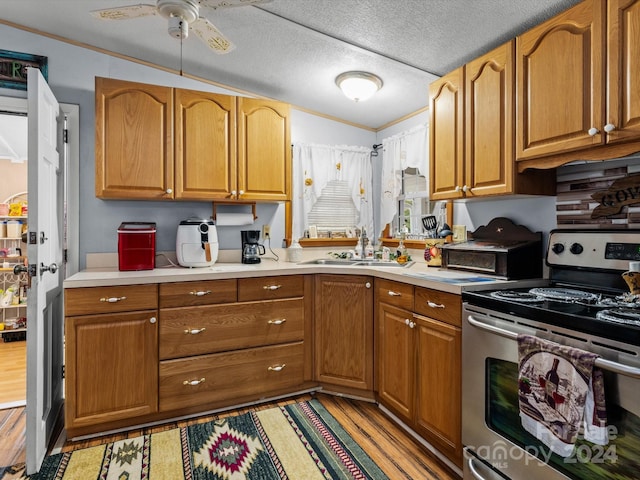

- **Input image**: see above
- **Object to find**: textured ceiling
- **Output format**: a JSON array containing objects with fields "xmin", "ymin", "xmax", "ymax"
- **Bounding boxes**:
[{"xmin": 0, "ymin": 0, "xmax": 582, "ymax": 129}]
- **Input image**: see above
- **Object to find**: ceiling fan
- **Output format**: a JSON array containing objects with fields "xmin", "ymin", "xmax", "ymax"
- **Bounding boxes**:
[{"xmin": 90, "ymin": 0, "xmax": 272, "ymax": 54}]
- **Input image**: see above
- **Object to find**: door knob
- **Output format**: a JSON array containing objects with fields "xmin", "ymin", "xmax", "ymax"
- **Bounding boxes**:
[
  {"xmin": 40, "ymin": 262, "xmax": 58, "ymax": 275},
  {"xmin": 13, "ymin": 264, "xmax": 28, "ymax": 275}
]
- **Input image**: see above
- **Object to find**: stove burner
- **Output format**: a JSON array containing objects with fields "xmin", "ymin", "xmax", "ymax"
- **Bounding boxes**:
[
  {"xmin": 489, "ymin": 290, "xmax": 544, "ymax": 303},
  {"xmin": 529, "ymin": 287, "xmax": 598, "ymax": 303},
  {"xmin": 596, "ymin": 309, "xmax": 640, "ymax": 326}
]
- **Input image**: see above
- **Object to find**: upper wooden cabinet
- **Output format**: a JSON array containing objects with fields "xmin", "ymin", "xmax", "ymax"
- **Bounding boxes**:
[
  {"xmin": 430, "ymin": 44, "xmax": 554, "ymax": 200},
  {"xmin": 174, "ymin": 89, "xmax": 236, "ymax": 200},
  {"xmin": 95, "ymin": 77, "xmax": 291, "ymax": 201},
  {"xmin": 516, "ymin": 0, "xmax": 640, "ymax": 169},
  {"xmin": 429, "ymin": 67, "xmax": 464, "ymax": 200},
  {"xmin": 95, "ymin": 77, "xmax": 174, "ymax": 200},
  {"xmin": 237, "ymin": 97, "xmax": 291, "ymax": 201}
]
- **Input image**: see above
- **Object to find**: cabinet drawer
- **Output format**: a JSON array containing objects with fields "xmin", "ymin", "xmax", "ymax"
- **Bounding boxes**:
[
  {"xmin": 375, "ymin": 279, "xmax": 414, "ymax": 310},
  {"xmin": 159, "ymin": 279, "xmax": 236, "ymax": 308},
  {"xmin": 159, "ymin": 342, "xmax": 305, "ymax": 411},
  {"xmin": 65, "ymin": 284, "xmax": 158, "ymax": 316},
  {"xmin": 413, "ymin": 287, "xmax": 461, "ymax": 327},
  {"xmin": 159, "ymin": 298, "xmax": 305, "ymax": 359},
  {"xmin": 238, "ymin": 275, "xmax": 304, "ymax": 301}
]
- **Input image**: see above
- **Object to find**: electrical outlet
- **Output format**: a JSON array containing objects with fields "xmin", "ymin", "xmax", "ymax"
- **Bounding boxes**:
[{"xmin": 262, "ymin": 224, "xmax": 270, "ymax": 239}]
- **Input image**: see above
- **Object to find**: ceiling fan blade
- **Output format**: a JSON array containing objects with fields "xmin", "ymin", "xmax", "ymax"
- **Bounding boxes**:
[
  {"xmin": 90, "ymin": 4, "xmax": 157, "ymax": 20},
  {"xmin": 198, "ymin": 0, "xmax": 272, "ymax": 11},
  {"xmin": 191, "ymin": 17, "xmax": 236, "ymax": 54}
]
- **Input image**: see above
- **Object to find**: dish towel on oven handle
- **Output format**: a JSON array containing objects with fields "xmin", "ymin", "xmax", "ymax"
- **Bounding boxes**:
[{"xmin": 517, "ymin": 334, "xmax": 609, "ymax": 457}]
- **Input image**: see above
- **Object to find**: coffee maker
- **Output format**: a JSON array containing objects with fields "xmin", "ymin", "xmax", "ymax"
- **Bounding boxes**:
[{"xmin": 241, "ymin": 230, "xmax": 265, "ymax": 264}]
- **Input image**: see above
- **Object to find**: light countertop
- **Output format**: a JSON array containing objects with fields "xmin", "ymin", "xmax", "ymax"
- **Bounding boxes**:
[{"xmin": 64, "ymin": 249, "xmax": 546, "ymax": 294}]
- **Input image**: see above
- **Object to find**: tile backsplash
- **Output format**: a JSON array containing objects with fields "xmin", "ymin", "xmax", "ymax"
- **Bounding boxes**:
[{"xmin": 556, "ymin": 155, "xmax": 640, "ymax": 228}]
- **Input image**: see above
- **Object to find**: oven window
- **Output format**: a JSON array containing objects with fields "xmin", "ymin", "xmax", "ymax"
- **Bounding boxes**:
[{"xmin": 486, "ymin": 358, "xmax": 640, "ymax": 480}]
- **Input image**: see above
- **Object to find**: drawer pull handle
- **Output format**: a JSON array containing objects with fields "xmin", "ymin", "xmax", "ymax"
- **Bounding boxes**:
[
  {"xmin": 184, "ymin": 327, "xmax": 206, "ymax": 335},
  {"xmin": 268, "ymin": 319, "xmax": 286, "ymax": 325},
  {"xmin": 427, "ymin": 301, "xmax": 445, "ymax": 309},
  {"xmin": 183, "ymin": 378, "xmax": 205, "ymax": 386},
  {"xmin": 268, "ymin": 364, "xmax": 286, "ymax": 372},
  {"xmin": 388, "ymin": 291, "xmax": 401, "ymax": 296},
  {"xmin": 263, "ymin": 285, "xmax": 282, "ymax": 291},
  {"xmin": 190, "ymin": 290, "xmax": 211, "ymax": 296},
  {"xmin": 100, "ymin": 296, "xmax": 126, "ymax": 303}
]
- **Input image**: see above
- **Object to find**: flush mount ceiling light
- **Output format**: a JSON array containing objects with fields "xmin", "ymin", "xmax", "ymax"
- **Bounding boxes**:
[{"xmin": 335, "ymin": 71, "xmax": 383, "ymax": 102}]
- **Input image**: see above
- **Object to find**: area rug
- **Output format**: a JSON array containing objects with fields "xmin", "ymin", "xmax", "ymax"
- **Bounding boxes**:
[{"xmin": 1, "ymin": 399, "xmax": 388, "ymax": 480}]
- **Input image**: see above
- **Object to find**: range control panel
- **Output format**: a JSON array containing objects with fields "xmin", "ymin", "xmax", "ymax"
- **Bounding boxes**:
[{"xmin": 547, "ymin": 230, "xmax": 640, "ymax": 271}]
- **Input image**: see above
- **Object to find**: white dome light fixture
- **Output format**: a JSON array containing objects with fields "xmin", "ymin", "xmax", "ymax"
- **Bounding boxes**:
[{"xmin": 335, "ymin": 71, "xmax": 383, "ymax": 102}]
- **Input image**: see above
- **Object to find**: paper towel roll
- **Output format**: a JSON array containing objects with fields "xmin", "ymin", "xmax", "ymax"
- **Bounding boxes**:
[{"xmin": 215, "ymin": 213, "xmax": 255, "ymax": 226}]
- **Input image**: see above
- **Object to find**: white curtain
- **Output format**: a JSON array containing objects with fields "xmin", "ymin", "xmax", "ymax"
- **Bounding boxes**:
[
  {"xmin": 292, "ymin": 143, "xmax": 373, "ymax": 242},
  {"xmin": 379, "ymin": 123, "xmax": 429, "ymax": 235}
]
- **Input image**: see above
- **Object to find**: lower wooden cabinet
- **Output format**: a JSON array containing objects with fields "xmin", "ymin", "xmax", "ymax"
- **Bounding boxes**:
[
  {"xmin": 413, "ymin": 313, "xmax": 462, "ymax": 465},
  {"xmin": 159, "ymin": 342, "xmax": 305, "ymax": 411},
  {"xmin": 377, "ymin": 302, "xmax": 415, "ymax": 421},
  {"xmin": 376, "ymin": 279, "xmax": 463, "ymax": 468},
  {"xmin": 65, "ymin": 309, "xmax": 159, "ymax": 434},
  {"xmin": 314, "ymin": 274, "xmax": 374, "ymax": 392}
]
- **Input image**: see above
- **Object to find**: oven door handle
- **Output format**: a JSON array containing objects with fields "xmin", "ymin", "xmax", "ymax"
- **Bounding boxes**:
[{"xmin": 467, "ymin": 314, "xmax": 640, "ymax": 379}]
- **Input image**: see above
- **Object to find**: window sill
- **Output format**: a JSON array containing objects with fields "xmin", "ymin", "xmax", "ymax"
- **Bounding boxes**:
[{"xmin": 298, "ymin": 238, "xmax": 359, "ymax": 248}]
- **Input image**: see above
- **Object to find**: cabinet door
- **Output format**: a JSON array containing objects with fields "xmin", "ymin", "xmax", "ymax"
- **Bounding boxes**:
[
  {"xmin": 607, "ymin": 0, "xmax": 640, "ymax": 144},
  {"xmin": 65, "ymin": 310, "xmax": 158, "ymax": 431},
  {"xmin": 237, "ymin": 97, "xmax": 291, "ymax": 201},
  {"xmin": 314, "ymin": 274, "xmax": 373, "ymax": 391},
  {"xmin": 174, "ymin": 89, "xmax": 236, "ymax": 199},
  {"xmin": 377, "ymin": 303, "xmax": 414, "ymax": 422},
  {"xmin": 95, "ymin": 77, "xmax": 174, "ymax": 199},
  {"xmin": 516, "ymin": 0, "xmax": 605, "ymax": 160},
  {"xmin": 465, "ymin": 41, "xmax": 514, "ymax": 197},
  {"xmin": 414, "ymin": 315, "xmax": 462, "ymax": 466},
  {"xmin": 429, "ymin": 67, "xmax": 464, "ymax": 200}
]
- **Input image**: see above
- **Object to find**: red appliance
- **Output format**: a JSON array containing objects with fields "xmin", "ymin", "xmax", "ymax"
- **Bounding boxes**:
[{"xmin": 117, "ymin": 222, "xmax": 156, "ymax": 271}]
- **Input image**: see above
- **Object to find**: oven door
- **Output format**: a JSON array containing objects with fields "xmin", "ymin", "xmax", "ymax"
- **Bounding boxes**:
[{"xmin": 462, "ymin": 303, "xmax": 640, "ymax": 480}]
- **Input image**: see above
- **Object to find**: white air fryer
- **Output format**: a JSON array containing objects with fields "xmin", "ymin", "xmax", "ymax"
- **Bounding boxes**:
[{"xmin": 176, "ymin": 218, "xmax": 219, "ymax": 267}]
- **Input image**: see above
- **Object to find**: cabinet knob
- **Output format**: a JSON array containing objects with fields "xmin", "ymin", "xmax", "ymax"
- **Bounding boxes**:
[
  {"xmin": 427, "ymin": 301, "xmax": 445, "ymax": 309},
  {"xmin": 409, "ymin": 321, "xmax": 415, "ymax": 328},
  {"xmin": 238, "ymin": 190, "xmax": 244, "ymax": 197},
  {"xmin": 588, "ymin": 127, "xmax": 600, "ymax": 136},
  {"xmin": 231, "ymin": 190, "xmax": 237, "ymax": 196},
  {"xmin": 189, "ymin": 290, "xmax": 211, "ymax": 296},
  {"xmin": 184, "ymin": 327, "xmax": 206, "ymax": 334},
  {"xmin": 454, "ymin": 185, "xmax": 461, "ymax": 192},
  {"xmin": 268, "ymin": 364, "xmax": 286, "ymax": 372},
  {"xmin": 150, "ymin": 317, "xmax": 157, "ymax": 324},
  {"xmin": 100, "ymin": 296, "xmax": 126, "ymax": 303},
  {"xmin": 267, "ymin": 318, "xmax": 286, "ymax": 325},
  {"xmin": 405, "ymin": 318, "xmax": 410, "ymax": 325},
  {"xmin": 165, "ymin": 188, "xmax": 173, "ymax": 194},
  {"xmin": 365, "ymin": 282, "xmax": 371, "ymax": 288},
  {"xmin": 183, "ymin": 378, "xmax": 205, "ymax": 386},
  {"xmin": 604, "ymin": 123, "xmax": 616, "ymax": 133},
  {"xmin": 462, "ymin": 185, "xmax": 469, "ymax": 193}
]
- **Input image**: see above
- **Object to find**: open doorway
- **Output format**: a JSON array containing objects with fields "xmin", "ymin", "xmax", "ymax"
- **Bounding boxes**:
[{"xmin": 0, "ymin": 112, "xmax": 28, "ymax": 410}]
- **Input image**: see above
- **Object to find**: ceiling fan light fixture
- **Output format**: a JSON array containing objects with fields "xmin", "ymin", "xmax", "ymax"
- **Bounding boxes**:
[
  {"xmin": 335, "ymin": 71, "xmax": 383, "ymax": 102},
  {"xmin": 168, "ymin": 15, "xmax": 189, "ymax": 39}
]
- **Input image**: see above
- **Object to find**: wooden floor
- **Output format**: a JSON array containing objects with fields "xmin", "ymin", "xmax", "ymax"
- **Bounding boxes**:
[
  {"xmin": 0, "ymin": 393, "xmax": 460, "ymax": 479},
  {"xmin": 0, "ymin": 339, "xmax": 26, "ymax": 407}
]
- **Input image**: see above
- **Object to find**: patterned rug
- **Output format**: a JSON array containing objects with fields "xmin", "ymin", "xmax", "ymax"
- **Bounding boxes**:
[{"xmin": 0, "ymin": 399, "xmax": 388, "ymax": 480}]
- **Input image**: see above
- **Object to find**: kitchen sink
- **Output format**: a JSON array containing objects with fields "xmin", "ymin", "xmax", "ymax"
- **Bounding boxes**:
[
  {"xmin": 300, "ymin": 258, "xmax": 414, "ymax": 268},
  {"xmin": 299, "ymin": 259, "xmax": 356, "ymax": 265}
]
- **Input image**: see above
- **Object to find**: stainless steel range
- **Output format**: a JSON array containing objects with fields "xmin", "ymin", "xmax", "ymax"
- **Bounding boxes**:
[{"xmin": 462, "ymin": 229, "xmax": 640, "ymax": 480}]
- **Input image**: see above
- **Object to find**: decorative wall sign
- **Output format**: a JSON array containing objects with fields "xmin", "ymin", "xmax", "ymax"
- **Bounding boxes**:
[
  {"xmin": 0, "ymin": 49, "xmax": 48, "ymax": 90},
  {"xmin": 591, "ymin": 174, "xmax": 640, "ymax": 218}
]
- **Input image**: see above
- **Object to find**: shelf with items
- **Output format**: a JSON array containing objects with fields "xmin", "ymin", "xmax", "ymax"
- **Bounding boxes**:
[{"xmin": 1, "ymin": 270, "xmax": 28, "ymax": 338}]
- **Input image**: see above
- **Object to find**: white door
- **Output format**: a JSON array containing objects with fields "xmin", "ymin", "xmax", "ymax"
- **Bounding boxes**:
[{"xmin": 25, "ymin": 68, "xmax": 65, "ymax": 474}]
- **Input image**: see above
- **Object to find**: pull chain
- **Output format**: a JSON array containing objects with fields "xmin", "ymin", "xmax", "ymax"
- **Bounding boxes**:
[{"xmin": 180, "ymin": 25, "xmax": 183, "ymax": 76}]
